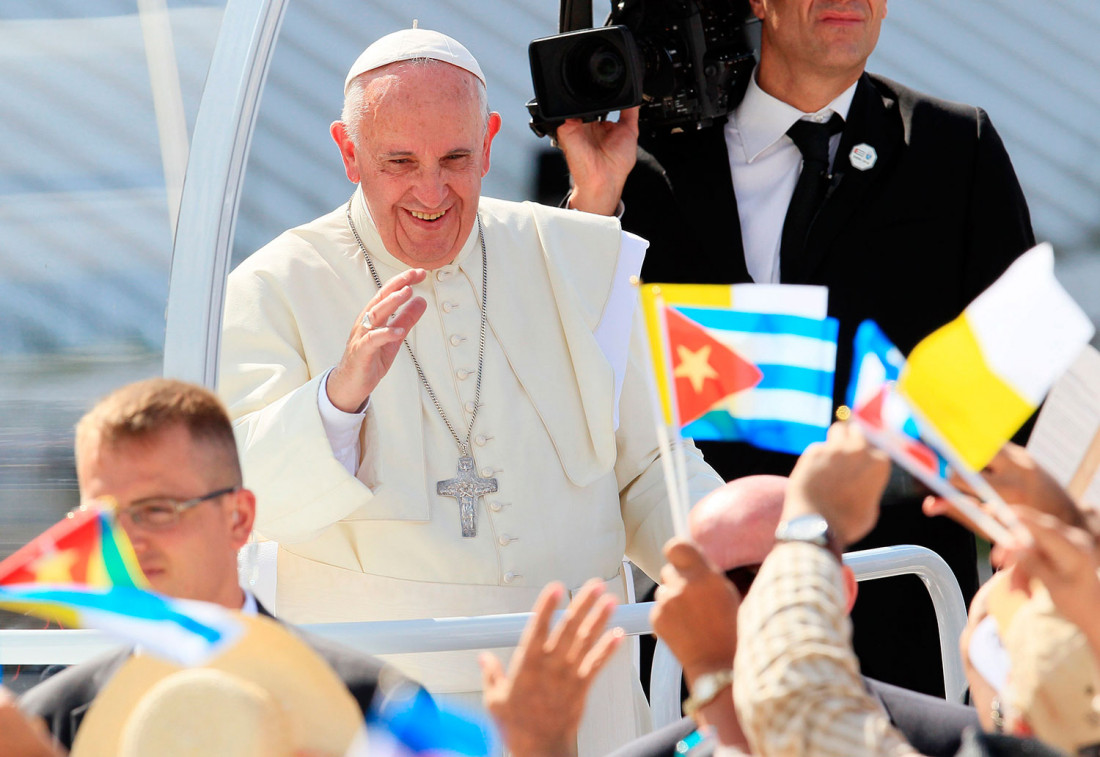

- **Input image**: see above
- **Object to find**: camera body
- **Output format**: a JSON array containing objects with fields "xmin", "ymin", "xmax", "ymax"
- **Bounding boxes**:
[{"xmin": 528, "ymin": 0, "xmax": 758, "ymax": 138}]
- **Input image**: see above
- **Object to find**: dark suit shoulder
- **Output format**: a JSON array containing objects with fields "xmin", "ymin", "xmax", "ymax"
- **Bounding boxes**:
[
  {"xmin": 19, "ymin": 646, "xmax": 131, "ymax": 751},
  {"xmin": 864, "ymin": 71, "xmax": 999, "ymax": 141},
  {"xmin": 868, "ymin": 677, "xmax": 980, "ymax": 757},
  {"xmin": 290, "ymin": 627, "xmax": 418, "ymax": 718},
  {"xmin": 605, "ymin": 715, "xmax": 698, "ymax": 757},
  {"xmin": 256, "ymin": 600, "xmax": 394, "ymax": 716},
  {"xmin": 606, "ymin": 676, "xmax": 979, "ymax": 757}
]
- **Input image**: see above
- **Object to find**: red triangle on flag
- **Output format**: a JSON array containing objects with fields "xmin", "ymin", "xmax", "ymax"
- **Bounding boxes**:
[
  {"xmin": 855, "ymin": 385, "xmax": 939, "ymax": 476},
  {"xmin": 854, "ymin": 384, "xmax": 888, "ymax": 430},
  {"xmin": 0, "ymin": 506, "xmax": 103, "ymax": 586},
  {"xmin": 665, "ymin": 307, "xmax": 763, "ymax": 427}
]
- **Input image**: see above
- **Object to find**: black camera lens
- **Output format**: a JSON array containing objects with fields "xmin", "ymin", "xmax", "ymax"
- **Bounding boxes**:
[{"xmin": 563, "ymin": 41, "xmax": 629, "ymax": 101}]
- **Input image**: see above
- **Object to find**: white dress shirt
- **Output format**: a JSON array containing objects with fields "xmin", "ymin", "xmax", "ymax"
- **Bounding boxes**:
[{"xmin": 725, "ymin": 70, "xmax": 858, "ymax": 283}]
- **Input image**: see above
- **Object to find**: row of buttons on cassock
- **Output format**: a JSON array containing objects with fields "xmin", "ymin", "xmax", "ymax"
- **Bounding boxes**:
[{"xmin": 435, "ymin": 264, "xmax": 522, "ymax": 586}]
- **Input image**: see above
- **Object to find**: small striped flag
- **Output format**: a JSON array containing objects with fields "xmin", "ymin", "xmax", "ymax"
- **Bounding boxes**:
[
  {"xmin": 643, "ymin": 283, "xmax": 838, "ymax": 455},
  {"xmin": 0, "ymin": 584, "xmax": 243, "ymax": 666},
  {"xmin": 0, "ymin": 501, "xmax": 147, "ymax": 589},
  {"xmin": 848, "ymin": 320, "xmax": 949, "ymax": 479}
]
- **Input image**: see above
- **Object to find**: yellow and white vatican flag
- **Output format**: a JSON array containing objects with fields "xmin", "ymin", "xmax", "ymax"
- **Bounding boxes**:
[{"xmin": 898, "ymin": 243, "xmax": 1094, "ymax": 472}]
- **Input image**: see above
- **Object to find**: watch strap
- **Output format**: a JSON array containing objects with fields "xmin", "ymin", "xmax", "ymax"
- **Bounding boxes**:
[{"xmin": 682, "ymin": 668, "xmax": 734, "ymax": 718}]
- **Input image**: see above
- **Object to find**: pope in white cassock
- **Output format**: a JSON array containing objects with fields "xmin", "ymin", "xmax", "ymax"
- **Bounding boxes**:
[{"xmin": 219, "ymin": 28, "xmax": 723, "ymax": 754}]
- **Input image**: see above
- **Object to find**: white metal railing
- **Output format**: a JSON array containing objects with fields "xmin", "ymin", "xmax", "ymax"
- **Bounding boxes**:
[
  {"xmin": 648, "ymin": 544, "xmax": 970, "ymax": 728},
  {"xmin": 1, "ymin": 545, "xmax": 967, "ymax": 725},
  {"xmin": 845, "ymin": 545, "xmax": 969, "ymax": 702}
]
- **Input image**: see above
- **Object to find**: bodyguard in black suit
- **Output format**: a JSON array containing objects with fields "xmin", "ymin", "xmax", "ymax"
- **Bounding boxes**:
[
  {"xmin": 557, "ymin": 0, "xmax": 1033, "ymax": 696},
  {"xmin": 16, "ymin": 378, "xmax": 404, "ymax": 749}
]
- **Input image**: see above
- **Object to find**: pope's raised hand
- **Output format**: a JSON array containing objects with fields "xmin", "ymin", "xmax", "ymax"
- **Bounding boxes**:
[{"xmin": 326, "ymin": 268, "xmax": 428, "ymax": 413}]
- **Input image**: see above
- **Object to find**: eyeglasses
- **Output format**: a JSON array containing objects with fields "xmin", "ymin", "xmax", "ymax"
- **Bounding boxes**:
[{"xmin": 111, "ymin": 487, "xmax": 240, "ymax": 530}]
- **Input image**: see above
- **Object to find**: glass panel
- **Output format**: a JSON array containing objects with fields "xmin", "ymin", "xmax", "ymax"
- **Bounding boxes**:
[{"xmin": 0, "ymin": 1, "xmax": 226, "ymax": 636}]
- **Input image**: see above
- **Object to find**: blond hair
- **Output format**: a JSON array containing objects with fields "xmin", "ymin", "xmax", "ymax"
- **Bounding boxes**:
[{"xmin": 76, "ymin": 378, "xmax": 242, "ymax": 485}]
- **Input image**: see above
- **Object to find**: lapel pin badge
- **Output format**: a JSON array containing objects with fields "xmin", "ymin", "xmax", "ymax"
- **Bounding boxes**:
[{"xmin": 849, "ymin": 143, "xmax": 877, "ymax": 171}]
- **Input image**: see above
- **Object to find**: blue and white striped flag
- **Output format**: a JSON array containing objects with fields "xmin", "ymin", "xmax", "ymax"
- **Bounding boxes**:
[
  {"xmin": 0, "ymin": 584, "xmax": 243, "ymax": 666},
  {"xmin": 656, "ymin": 283, "xmax": 838, "ymax": 455}
]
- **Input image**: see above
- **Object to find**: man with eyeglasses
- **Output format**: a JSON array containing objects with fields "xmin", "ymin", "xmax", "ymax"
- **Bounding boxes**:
[
  {"xmin": 18, "ymin": 378, "xmax": 397, "ymax": 750},
  {"xmin": 614, "ymin": 474, "xmax": 977, "ymax": 757}
]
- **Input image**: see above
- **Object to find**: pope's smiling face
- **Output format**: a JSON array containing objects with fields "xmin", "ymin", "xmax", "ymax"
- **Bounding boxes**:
[{"xmin": 334, "ymin": 61, "xmax": 502, "ymax": 269}]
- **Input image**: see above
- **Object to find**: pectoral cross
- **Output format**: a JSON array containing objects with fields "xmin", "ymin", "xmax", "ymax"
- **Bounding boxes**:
[{"xmin": 437, "ymin": 456, "xmax": 498, "ymax": 537}]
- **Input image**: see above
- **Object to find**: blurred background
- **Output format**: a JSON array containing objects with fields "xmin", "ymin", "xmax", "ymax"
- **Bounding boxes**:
[{"xmin": 1, "ymin": 0, "xmax": 1098, "ymax": 608}]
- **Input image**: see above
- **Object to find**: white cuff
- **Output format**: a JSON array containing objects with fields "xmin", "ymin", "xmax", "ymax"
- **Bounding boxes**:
[
  {"xmin": 317, "ymin": 368, "xmax": 367, "ymax": 475},
  {"xmin": 566, "ymin": 196, "xmax": 625, "ymax": 219}
]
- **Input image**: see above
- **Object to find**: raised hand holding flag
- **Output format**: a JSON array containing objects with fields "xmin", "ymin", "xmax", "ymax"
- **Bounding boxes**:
[{"xmin": 846, "ymin": 320, "xmax": 1014, "ymax": 544}]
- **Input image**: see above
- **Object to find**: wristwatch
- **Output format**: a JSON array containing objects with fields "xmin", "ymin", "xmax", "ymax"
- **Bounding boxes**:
[
  {"xmin": 682, "ymin": 668, "xmax": 734, "ymax": 718},
  {"xmin": 774, "ymin": 513, "xmax": 842, "ymax": 559}
]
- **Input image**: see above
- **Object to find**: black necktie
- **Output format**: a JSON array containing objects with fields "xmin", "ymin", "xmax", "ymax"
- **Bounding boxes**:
[{"xmin": 779, "ymin": 114, "xmax": 844, "ymax": 281}]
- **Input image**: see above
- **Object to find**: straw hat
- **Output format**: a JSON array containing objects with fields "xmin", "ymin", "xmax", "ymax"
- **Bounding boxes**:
[
  {"xmin": 1003, "ymin": 586, "xmax": 1100, "ymax": 755},
  {"xmin": 72, "ymin": 614, "xmax": 363, "ymax": 757}
]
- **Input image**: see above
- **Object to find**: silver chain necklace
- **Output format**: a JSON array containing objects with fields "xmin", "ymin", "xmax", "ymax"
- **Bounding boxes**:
[{"xmin": 346, "ymin": 197, "xmax": 497, "ymax": 537}]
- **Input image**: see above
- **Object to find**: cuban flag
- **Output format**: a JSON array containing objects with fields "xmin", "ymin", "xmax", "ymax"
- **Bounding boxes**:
[
  {"xmin": 848, "ymin": 320, "xmax": 950, "ymax": 481},
  {"xmin": 646, "ymin": 283, "xmax": 837, "ymax": 456}
]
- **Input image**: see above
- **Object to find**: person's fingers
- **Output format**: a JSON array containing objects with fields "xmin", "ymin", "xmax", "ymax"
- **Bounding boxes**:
[
  {"xmin": 1007, "ymin": 560, "xmax": 1034, "ymax": 596},
  {"xmin": 387, "ymin": 294, "xmax": 427, "ymax": 333},
  {"xmin": 567, "ymin": 593, "xmax": 617, "ymax": 662},
  {"xmin": 922, "ymin": 494, "xmax": 995, "ymax": 541},
  {"xmin": 548, "ymin": 580, "xmax": 604, "ymax": 651},
  {"xmin": 662, "ymin": 535, "xmax": 689, "ymax": 560},
  {"xmin": 825, "ymin": 421, "xmax": 848, "ymax": 442},
  {"xmin": 664, "ymin": 539, "xmax": 709, "ymax": 574},
  {"xmin": 578, "ymin": 627, "xmax": 625, "ymax": 681},
  {"xmin": 366, "ymin": 284, "xmax": 417, "ymax": 327},
  {"xmin": 948, "ymin": 471, "xmax": 979, "ymax": 499},
  {"xmin": 373, "ymin": 267, "xmax": 428, "ymax": 303},
  {"xmin": 350, "ymin": 301, "xmax": 376, "ymax": 340},
  {"xmin": 662, "ymin": 537, "xmax": 716, "ymax": 580},
  {"xmin": 517, "ymin": 582, "xmax": 564, "ymax": 655},
  {"xmin": 358, "ymin": 322, "xmax": 410, "ymax": 354},
  {"xmin": 616, "ymin": 106, "xmax": 640, "ymax": 129},
  {"xmin": 922, "ymin": 495, "xmax": 950, "ymax": 517},
  {"xmin": 478, "ymin": 651, "xmax": 506, "ymax": 692},
  {"xmin": 1014, "ymin": 507, "xmax": 1092, "ymax": 575},
  {"xmin": 351, "ymin": 269, "xmax": 426, "ymax": 340}
]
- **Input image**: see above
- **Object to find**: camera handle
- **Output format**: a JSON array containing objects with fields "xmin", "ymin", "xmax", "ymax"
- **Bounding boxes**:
[{"xmin": 560, "ymin": 0, "xmax": 594, "ymax": 32}]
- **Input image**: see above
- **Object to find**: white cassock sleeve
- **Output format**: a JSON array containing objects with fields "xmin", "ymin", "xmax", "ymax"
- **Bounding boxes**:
[
  {"xmin": 316, "ymin": 368, "xmax": 366, "ymax": 475},
  {"xmin": 220, "ymin": 251, "xmax": 382, "ymax": 544}
]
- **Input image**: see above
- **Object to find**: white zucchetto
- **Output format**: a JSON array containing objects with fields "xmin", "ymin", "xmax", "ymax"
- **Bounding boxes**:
[{"xmin": 344, "ymin": 28, "xmax": 486, "ymax": 94}]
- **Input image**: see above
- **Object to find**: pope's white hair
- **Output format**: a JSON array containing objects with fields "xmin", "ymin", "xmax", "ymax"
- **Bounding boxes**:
[{"xmin": 340, "ymin": 58, "xmax": 490, "ymax": 147}]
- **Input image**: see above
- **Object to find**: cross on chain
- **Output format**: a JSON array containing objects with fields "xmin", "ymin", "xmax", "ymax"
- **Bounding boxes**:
[{"xmin": 436, "ymin": 456, "xmax": 498, "ymax": 537}]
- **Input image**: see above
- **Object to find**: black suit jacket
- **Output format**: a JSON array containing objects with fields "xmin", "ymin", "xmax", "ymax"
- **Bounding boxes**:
[
  {"xmin": 621, "ymin": 71, "xmax": 1034, "ymax": 590},
  {"xmin": 608, "ymin": 676, "xmax": 980, "ymax": 757},
  {"xmin": 625, "ymin": 70, "xmax": 1034, "ymax": 464},
  {"xmin": 18, "ymin": 604, "xmax": 389, "ymax": 751}
]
